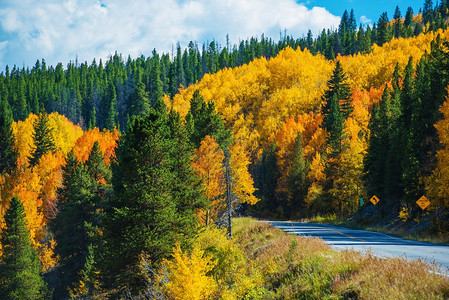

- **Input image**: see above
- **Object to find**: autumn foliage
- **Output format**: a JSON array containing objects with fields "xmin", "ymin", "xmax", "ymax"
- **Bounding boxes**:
[{"xmin": 0, "ymin": 112, "xmax": 119, "ymax": 270}]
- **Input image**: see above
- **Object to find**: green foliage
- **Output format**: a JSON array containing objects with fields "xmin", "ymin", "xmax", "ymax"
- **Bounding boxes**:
[
  {"xmin": 322, "ymin": 61, "xmax": 352, "ymax": 120},
  {"xmin": 127, "ymin": 81, "xmax": 150, "ymax": 118},
  {"xmin": 286, "ymin": 132, "xmax": 310, "ymax": 218},
  {"xmin": 50, "ymin": 150, "xmax": 104, "ymax": 296},
  {"xmin": 253, "ymin": 143, "xmax": 281, "ymax": 217},
  {"xmin": 233, "ymin": 217, "xmax": 449, "ymax": 300},
  {"xmin": 324, "ymin": 94, "xmax": 344, "ymax": 154},
  {"xmin": 28, "ymin": 111, "xmax": 56, "ymax": 167},
  {"xmin": 185, "ymin": 90, "xmax": 232, "ymax": 149},
  {"xmin": 85, "ymin": 141, "xmax": 111, "ymax": 183},
  {"xmin": 377, "ymin": 12, "xmax": 392, "ymax": 46},
  {"xmin": 103, "ymin": 108, "xmax": 203, "ymax": 290},
  {"xmin": 0, "ymin": 196, "xmax": 48, "ymax": 299},
  {"xmin": 0, "ymin": 97, "xmax": 18, "ymax": 174}
]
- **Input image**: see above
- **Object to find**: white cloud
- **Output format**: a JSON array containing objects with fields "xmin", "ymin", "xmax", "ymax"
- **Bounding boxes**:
[
  {"xmin": 360, "ymin": 15, "xmax": 372, "ymax": 25},
  {"xmin": 0, "ymin": 0, "xmax": 340, "ymax": 68}
]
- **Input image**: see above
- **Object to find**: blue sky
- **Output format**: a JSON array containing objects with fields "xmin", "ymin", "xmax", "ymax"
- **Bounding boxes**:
[
  {"xmin": 308, "ymin": 0, "xmax": 424, "ymax": 24},
  {"xmin": 0, "ymin": 0, "xmax": 426, "ymax": 69}
]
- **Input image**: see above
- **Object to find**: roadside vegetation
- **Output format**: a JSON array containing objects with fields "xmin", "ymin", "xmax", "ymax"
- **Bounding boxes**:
[{"xmin": 231, "ymin": 217, "xmax": 449, "ymax": 299}]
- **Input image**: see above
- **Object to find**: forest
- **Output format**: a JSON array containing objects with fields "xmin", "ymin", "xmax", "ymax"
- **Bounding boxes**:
[{"xmin": 1, "ymin": 0, "xmax": 449, "ymax": 298}]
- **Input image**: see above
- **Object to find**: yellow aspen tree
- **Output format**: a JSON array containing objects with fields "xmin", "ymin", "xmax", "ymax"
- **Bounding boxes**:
[
  {"xmin": 229, "ymin": 142, "xmax": 259, "ymax": 205},
  {"xmin": 191, "ymin": 135, "xmax": 225, "ymax": 225},
  {"xmin": 162, "ymin": 243, "xmax": 216, "ymax": 300}
]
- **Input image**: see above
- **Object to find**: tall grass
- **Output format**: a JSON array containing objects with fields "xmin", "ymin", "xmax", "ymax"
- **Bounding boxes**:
[{"xmin": 233, "ymin": 217, "xmax": 449, "ymax": 299}]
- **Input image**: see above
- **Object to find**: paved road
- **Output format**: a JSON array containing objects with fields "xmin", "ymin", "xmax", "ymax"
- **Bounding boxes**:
[{"xmin": 268, "ymin": 221, "xmax": 449, "ymax": 272}]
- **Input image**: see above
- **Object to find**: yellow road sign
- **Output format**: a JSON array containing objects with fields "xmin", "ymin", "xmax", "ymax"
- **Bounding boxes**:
[
  {"xmin": 416, "ymin": 195, "xmax": 430, "ymax": 210},
  {"xmin": 370, "ymin": 195, "xmax": 380, "ymax": 205}
]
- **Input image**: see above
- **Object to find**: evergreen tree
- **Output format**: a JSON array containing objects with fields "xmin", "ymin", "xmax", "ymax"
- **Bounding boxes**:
[
  {"xmin": 322, "ymin": 93, "xmax": 344, "ymax": 217},
  {"xmin": 339, "ymin": 10, "xmax": 350, "ymax": 34},
  {"xmin": 322, "ymin": 61, "xmax": 352, "ymax": 120},
  {"xmin": 348, "ymin": 9, "xmax": 357, "ymax": 32},
  {"xmin": 254, "ymin": 143, "xmax": 280, "ymax": 217},
  {"xmin": 185, "ymin": 90, "xmax": 232, "ymax": 149},
  {"xmin": 384, "ymin": 65, "xmax": 403, "ymax": 203},
  {"xmin": 128, "ymin": 81, "xmax": 150, "ymax": 118},
  {"xmin": 364, "ymin": 86, "xmax": 401, "ymax": 200},
  {"xmin": 286, "ymin": 132, "xmax": 310, "ymax": 218},
  {"xmin": 377, "ymin": 12, "xmax": 391, "ymax": 46},
  {"xmin": 393, "ymin": 6, "xmax": 403, "ymax": 38},
  {"xmin": 423, "ymin": 0, "xmax": 435, "ymax": 25},
  {"xmin": 51, "ymin": 151, "xmax": 103, "ymax": 297},
  {"xmin": 89, "ymin": 106, "xmax": 96, "ymax": 129},
  {"xmin": 0, "ymin": 97, "xmax": 18, "ymax": 174},
  {"xmin": 28, "ymin": 110, "xmax": 56, "ymax": 167},
  {"xmin": 12, "ymin": 79, "xmax": 28, "ymax": 121},
  {"xmin": 404, "ymin": 7, "xmax": 414, "ymax": 28},
  {"xmin": 0, "ymin": 196, "xmax": 48, "ymax": 300},
  {"xmin": 148, "ymin": 50, "xmax": 164, "ymax": 107},
  {"xmin": 104, "ymin": 81, "xmax": 117, "ymax": 130},
  {"xmin": 325, "ymin": 94, "xmax": 344, "ymax": 154},
  {"xmin": 85, "ymin": 141, "xmax": 111, "ymax": 183},
  {"xmin": 103, "ymin": 109, "xmax": 202, "ymax": 290}
]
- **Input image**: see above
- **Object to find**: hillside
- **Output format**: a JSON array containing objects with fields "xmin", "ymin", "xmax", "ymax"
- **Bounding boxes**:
[{"xmin": 1, "ymin": 1, "xmax": 449, "ymax": 298}]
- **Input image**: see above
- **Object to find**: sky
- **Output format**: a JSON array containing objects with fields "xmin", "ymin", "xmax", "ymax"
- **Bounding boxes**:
[{"xmin": 0, "ymin": 0, "xmax": 425, "ymax": 69}]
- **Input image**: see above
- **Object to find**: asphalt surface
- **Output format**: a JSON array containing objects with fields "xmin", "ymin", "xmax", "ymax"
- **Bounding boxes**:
[{"xmin": 268, "ymin": 221, "xmax": 449, "ymax": 272}]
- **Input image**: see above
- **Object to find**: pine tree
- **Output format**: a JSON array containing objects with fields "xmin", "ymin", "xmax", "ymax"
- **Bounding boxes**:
[
  {"xmin": 0, "ymin": 196, "xmax": 48, "ymax": 299},
  {"xmin": 89, "ymin": 106, "xmax": 96, "ymax": 129},
  {"xmin": 377, "ymin": 12, "xmax": 391, "ymax": 46},
  {"xmin": 103, "ymin": 109, "xmax": 202, "ymax": 290},
  {"xmin": 254, "ymin": 143, "xmax": 280, "ymax": 216},
  {"xmin": 128, "ymin": 81, "xmax": 150, "ymax": 118},
  {"xmin": 0, "ymin": 97, "xmax": 18, "ymax": 174},
  {"xmin": 365, "ymin": 87, "xmax": 396, "ymax": 198},
  {"xmin": 104, "ymin": 81, "xmax": 117, "ymax": 130},
  {"xmin": 393, "ymin": 6, "xmax": 403, "ymax": 38},
  {"xmin": 186, "ymin": 90, "xmax": 232, "ymax": 149},
  {"xmin": 148, "ymin": 50, "xmax": 164, "ymax": 107},
  {"xmin": 404, "ymin": 7, "xmax": 414, "ymax": 28},
  {"xmin": 322, "ymin": 61, "xmax": 352, "ymax": 119},
  {"xmin": 51, "ymin": 151, "xmax": 102, "ymax": 296},
  {"xmin": 325, "ymin": 94, "xmax": 344, "ymax": 154},
  {"xmin": 85, "ymin": 141, "xmax": 111, "ymax": 183},
  {"xmin": 286, "ymin": 132, "xmax": 309, "ymax": 218},
  {"xmin": 29, "ymin": 110, "xmax": 56, "ymax": 167},
  {"xmin": 423, "ymin": 0, "xmax": 435, "ymax": 25},
  {"xmin": 348, "ymin": 9, "xmax": 357, "ymax": 32}
]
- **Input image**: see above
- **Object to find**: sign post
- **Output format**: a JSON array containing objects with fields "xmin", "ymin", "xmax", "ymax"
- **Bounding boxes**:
[
  {"xmin": 416, "ymin": 195, "xmax": 430, "ymax": 210},
  {"xmin": 370, "ymin": 195, "xmax": 380, "ymax": 205},
  {"xmin": 370, "ymin": 195, "xmax": 380, "ymax": 221}
]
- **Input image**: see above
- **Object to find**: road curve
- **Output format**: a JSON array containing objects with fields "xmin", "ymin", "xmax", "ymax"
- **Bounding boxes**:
[{"xmin": 267, "ymin": 221, "xmax": 449, "ymax": 272}]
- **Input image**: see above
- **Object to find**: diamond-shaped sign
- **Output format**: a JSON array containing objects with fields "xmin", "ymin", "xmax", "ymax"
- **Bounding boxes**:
[
  {"xmin": 370, "ymin": 195, "xmax": 380, "ymax": 205},
  {"xmin": 416, "ymin": 195, "xmax": 430, "ymax": 210}
]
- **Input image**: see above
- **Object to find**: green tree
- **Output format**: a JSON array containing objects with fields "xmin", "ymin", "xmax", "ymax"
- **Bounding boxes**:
[
  {"xmin": 29, "ymin": 111, "xmax": 56, "ymax": 167},
  {"xmin": 325, "ymin": 94, "xmax": 344, "ymax": 154},
  {"xmin": 377, "ymin": 12, "xmax": 392, "ymax": 46},
  {"xmin": 104, "ymin": 81, "xmax": 117, "ymax": 130},
  {"xmin": 286, "ymin": 132, "xmax": 310, "ymax": 218},
  {"xmin": 128, "ymin": 81, "xmax": 150, "ymax": 118},
  {"xmin": 85, "ymin": 141, "xmax": 111, "ymax": 183},
  {"xmin": 186, "ymin": 90, "xmax": 232, "ymax": 149},
  {"xmin": 103, "ymin": 109, "xmax": 202, "ymax": 291},
  {"xmin": 0, "ymin": 97, "xmax": 18, "ymax": 174},
  {"xmin": 51, "ymin": 151, "xmax": 103, "ymax": 296},
  {"xmin": 148, "ymin": 50, "xmax": 164, "ymax": 107},
  {"xmin": 393, "ymin": 6, "xmax": 403, "ymax": 38},
  {"xmin": 322, "ymin": 61, "xmax": 352, "ymax": 119},
  {"xmin": 0, "ymin": 196, "xmax": 48, "ymax": 300}
]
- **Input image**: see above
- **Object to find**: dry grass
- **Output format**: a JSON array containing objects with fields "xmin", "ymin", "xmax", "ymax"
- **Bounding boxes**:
[{"xmin": 232, "ymin": 217, "xmax": 449, "ymax": 299}]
